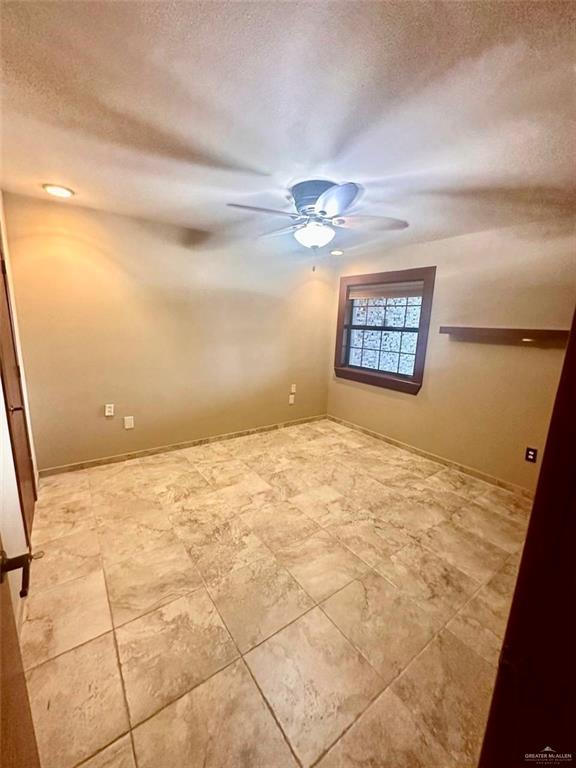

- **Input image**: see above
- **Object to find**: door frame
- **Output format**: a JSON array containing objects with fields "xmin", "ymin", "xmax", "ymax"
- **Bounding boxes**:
[
  {"xmin": 0, "ymin": 532, "xmax": 41, "ymax": 768},
  {"xmin": 0, "ymin": 244, "xmax": 37, "ymax": 544}
]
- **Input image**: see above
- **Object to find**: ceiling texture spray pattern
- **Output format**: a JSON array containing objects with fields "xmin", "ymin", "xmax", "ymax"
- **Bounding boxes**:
[{"xmin": 1, "ymin": 1, "xmax": 575, "ymax": 253}]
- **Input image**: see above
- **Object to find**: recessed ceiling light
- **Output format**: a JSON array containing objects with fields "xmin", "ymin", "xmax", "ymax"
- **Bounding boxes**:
[
  {"xmin": 330, "ymin": 249, "xmax": 344, "ymax": 256},
  {"xmin": 522, "ymin": 337, "xmax": 534, "ymax": 343},
  {"xmin": 42, "ymin": 184, "xmax": 75, "ymax": 198}
]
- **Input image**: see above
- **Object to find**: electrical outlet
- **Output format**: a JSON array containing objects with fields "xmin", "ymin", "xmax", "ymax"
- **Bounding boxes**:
[
  {"xmin": 288, "ymin": 393, "xmax": 295, "ymax": 405},
  {"xmin": 290, "ymin": 383, "xmax": 297, "ymax": 394},
  {"xmin": 525, "ymin": 447, "xmax": 538, "ymax": 463},
  {"xmin": 104, "ymin": 403, "xmax": 115, "ymax": 417},
  {"xmin": 124, "ymin": 416, "xmax": 135, "ymax": 430}
]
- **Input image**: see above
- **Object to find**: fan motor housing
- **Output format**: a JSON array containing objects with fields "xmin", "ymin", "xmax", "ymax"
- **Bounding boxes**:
[{"xmin": 290, "ymin": 180, "xmax": 336, "ymax": 215}]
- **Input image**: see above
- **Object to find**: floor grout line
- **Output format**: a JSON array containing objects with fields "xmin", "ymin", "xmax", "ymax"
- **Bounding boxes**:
[
  {"xmin": 309, "ymin": 553, "xmax": 515, "ymax": 767},
  {"xmin": 194, "ymin": 554, "xmax": 305, "ymax": 768},
  {"xmin": 25, "ymin": 555, "xmax": 104, "ymax": 601},
  {"xmin": 100, "ymin": 564, "xmax": 140, "ymax": 768},
  {"xmin": 241, "ymin": 659, "xmax": 304, "ymax": 768},
  {"xmin": 70, "ymin": 730, "xmax": 132, "ymax": 768},
  {"xmin": 22, "ymin": 626, "xmax": 113, "ymax": 675},
  {"xmin": 121, "ymin": 655, "xmax": 243, "ymax": 732},
  {"xmin": 24, "ymin": 419, "xmax": 524, "ymax": 766},
  {"xmin": 29, "ymin": 536, "xmax": 509, "ymax": 765}
]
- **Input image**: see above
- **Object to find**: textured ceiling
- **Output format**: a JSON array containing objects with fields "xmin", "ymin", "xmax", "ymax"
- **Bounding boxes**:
[{"xmin": 1, "ymin": 1, "xmax": 575, "ymax": 253}]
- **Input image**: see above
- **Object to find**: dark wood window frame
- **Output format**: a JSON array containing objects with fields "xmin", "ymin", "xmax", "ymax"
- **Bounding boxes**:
[{"xmin": 334, "ymin": 266, "xmax": 436, "ymax": 395}]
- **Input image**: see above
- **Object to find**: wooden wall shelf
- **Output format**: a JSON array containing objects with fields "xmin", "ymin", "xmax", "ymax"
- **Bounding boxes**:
[{"xmin": 439, "ymin": 326, "xmax": 570, "ymax": 348}]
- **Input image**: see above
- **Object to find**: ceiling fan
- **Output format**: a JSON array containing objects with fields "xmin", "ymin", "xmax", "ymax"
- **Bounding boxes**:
[{"xmin": 227, "ymin": 179, "xmax": 408, "ymax": 248}]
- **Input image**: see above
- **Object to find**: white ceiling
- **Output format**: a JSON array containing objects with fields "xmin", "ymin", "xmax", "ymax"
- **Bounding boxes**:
[{"xmin": 1, "ymin": 1, "xmax": 575, "ymax": 253}]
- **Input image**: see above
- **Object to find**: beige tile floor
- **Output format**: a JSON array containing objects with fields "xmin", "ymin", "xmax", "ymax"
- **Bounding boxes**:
[{"xmin": 21, "ymin": 419, "xmax": 531, "ymax": 768}]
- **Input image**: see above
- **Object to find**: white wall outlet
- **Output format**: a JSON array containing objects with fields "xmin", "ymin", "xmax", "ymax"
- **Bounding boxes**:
[
  {"xmin": 288, "ymin": 393, "xmax": 295, "ymax": 405},
  {"xmin": 104, "ymin": 403, "xmax": 115, "ymax": 417},
  {"xmin": 290, "ymin": 384, "xmax": 297, "ymax": 394},
  {"xmin": 124, "ymin": 416, "xmax": 134, "ymax": 429}
]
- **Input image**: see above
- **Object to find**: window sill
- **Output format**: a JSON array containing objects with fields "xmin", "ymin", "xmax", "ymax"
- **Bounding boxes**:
[{"xmin": 334, "ymin": 366, "xmax": 422, "ymax": 395}]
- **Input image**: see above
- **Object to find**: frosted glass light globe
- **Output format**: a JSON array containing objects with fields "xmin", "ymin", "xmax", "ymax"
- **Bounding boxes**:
[{"xmin": 294, "ymin": 222, "xmax": 336, "ymax": 248}]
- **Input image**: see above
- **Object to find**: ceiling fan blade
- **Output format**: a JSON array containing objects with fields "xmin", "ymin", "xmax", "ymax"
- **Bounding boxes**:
[
  {"xmin": 314, "ymin": 182, "xmax": 362, "ymax": 218},
  {"xmin": 333, "ymin": 215, "xmax": 409, "ymax": 231},
  {"xmin": 259, "ymin": 223, "xmax": 305, "ymax": 238},
  {"xmin": 227, "ymin": 203, "xmax": 301, "ymax": 219}
]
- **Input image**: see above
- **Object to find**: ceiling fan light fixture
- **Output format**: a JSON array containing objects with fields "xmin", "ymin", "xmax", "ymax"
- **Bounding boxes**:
[{"xmin": 294, "ymin": 222, "xmax": 335, "ymax": 248}]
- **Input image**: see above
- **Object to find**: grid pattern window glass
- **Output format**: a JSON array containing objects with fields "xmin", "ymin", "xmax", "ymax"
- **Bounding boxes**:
[
  {"xmin": 346, "ymin": 295, "xmax": 423, "ymax": 377},
  {"xmin": 335, "ymin": 267, "xmax": 436, "ymax": 395}
]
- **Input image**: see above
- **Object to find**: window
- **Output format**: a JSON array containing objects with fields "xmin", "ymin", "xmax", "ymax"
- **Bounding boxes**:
[{"xmin": 334, "ymin": 266, "xmax": 436, "ymax": 394}]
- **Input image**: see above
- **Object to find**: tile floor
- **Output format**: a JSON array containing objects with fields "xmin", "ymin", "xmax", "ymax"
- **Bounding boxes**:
[{"xmin": 21, "ymin": 419, "xmax": 531, "ymax": 768}]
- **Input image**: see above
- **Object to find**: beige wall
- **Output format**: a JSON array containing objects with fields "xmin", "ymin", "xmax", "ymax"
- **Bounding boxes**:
[
  {"xmin": 327, "ymin": 220, "xmax": 576, "ymax": 490},
  {"xmin": 3, "ymin": 193, "xmax": 333, "ymax": 469},
  {"xmin": 3, "ymin": 192, "xmax": 574, "ymax": 490}
]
